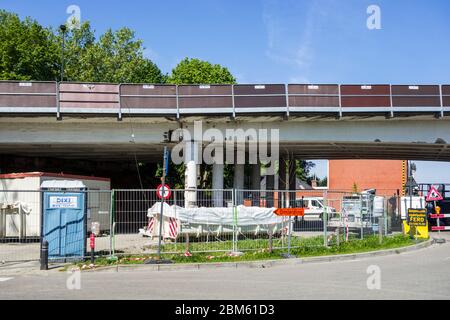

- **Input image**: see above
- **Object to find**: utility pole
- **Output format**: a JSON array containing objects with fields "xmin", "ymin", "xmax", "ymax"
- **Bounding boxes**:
[{"xmin": 59, "ymin": 24, "xmax": 67, "ymax": 81}]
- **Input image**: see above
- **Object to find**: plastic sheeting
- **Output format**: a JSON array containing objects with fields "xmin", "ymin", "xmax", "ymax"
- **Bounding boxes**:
[{"xmin": 146, "ymin": 203, "xmax": 284, "ymax": 226}]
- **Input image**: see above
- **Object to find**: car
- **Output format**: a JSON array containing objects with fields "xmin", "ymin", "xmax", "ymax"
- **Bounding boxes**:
[{"xmin": 295, "ymin": 197, "xmax": 336, "ymax": 221}]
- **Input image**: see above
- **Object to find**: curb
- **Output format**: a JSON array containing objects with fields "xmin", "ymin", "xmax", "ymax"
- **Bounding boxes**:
[{"xmin": 86, "ymin": 238, "xmax": 435, "ymax": 273}]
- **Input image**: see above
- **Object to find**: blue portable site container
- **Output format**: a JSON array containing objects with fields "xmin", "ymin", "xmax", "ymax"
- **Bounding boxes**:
[{"xmin": 41, "ymin": 180, "xmax": 87, "ymax": 260}]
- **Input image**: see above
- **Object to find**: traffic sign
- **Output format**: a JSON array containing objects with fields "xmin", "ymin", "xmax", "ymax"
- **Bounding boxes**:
[
  {"xmin": 426, "ymin": 186, "xmax": 443, "ymax": 202},
  {"xmin": 407, "ymin": 208, "xmax": 427, "ymax": 227},
  {"xmin": 156, "ymin": 184, "xmax": 171, "ymax": 200},
  {"xmin": 274, "ymin": 208, "xmax": 305, "ymax": 217}
]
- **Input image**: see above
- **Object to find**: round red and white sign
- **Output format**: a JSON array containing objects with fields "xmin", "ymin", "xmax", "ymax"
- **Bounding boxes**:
[{"xmin": 156, "ymin": 184, "xmax": 171, "ymax": 200}]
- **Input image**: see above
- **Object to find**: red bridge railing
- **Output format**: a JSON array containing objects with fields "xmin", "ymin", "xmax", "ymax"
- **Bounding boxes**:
[{"xmin": 0, "ymin": 81, "xmax": 448, "ymax": 119}]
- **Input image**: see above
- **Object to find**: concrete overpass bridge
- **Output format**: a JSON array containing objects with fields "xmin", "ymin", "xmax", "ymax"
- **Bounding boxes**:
[
  {"xmin": 0, "ymin": 81, "xmax": 449, "ymax": 160},
  {"xmin": 1, "ymin": 80, "xmax": 450, "ymax": 192}
]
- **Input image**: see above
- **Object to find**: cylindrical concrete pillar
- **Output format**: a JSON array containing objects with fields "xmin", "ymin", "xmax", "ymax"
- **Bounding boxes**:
[
  {"xmin": 251, "ymin": 164, "xmax": 261, "ymax": 190},
  {"xmin": 266, "ymin": 172, "xmax": 275, "ymax": 207},
  {"xmin": 234, "ymin": 164, "xmax": 245, "ymax": 205},
  {"xmin": 278, "ymin": 158, "xmax": 287, "ymax": 208},
  {"xmin": 212, "ymin": 163, "xmax": 224, "ymax": 207},
  {"xmin": 288, "ymin": 155, "xmax": 297, "ymax": 207},
  {"xmin": 250, "ymin": 163, "xmax": 261, "ymax": 206},
  {"xmin": 184, "ymin": 142, "xmax": 198, "ymax": 208}
]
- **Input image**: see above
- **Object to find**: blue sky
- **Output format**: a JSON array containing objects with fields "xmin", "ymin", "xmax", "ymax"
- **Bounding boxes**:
[{"xmin": 2, "ymin": 0, "xmax": 450, "ymax": 182}]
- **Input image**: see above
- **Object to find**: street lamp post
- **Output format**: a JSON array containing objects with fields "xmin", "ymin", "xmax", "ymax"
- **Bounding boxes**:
[{"xmin": 59, "ymin": 24, "xmax": 67, "ymax": 82}]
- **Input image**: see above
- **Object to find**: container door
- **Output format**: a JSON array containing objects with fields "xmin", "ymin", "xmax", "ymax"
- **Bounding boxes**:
[{"xmin": 43, "ymin": 192, "xmax": 85, "ymax": 259}]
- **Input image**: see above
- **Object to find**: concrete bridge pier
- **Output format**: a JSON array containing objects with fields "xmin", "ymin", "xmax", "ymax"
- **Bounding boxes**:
[
  {"xmin": 184, "ymin": 141, "xmax": 199, "ymax": 208},
  {"xmin": 212, "ymin": 163, "xmax": 224, "ymax": 207},
  {"xmin": 251, "ymin": 163, "xmax": 261, "ymax": 190},
  {"xmin": 278, "ymin": 158, "xmax": 288, "ymax": 208},
  {"xmin": 233, "ymin": 164, "xmax": 245, "ymax": 205},
  {"xmin": 288, "ymin": 155, "xmax": 297, "ymax": 207}
]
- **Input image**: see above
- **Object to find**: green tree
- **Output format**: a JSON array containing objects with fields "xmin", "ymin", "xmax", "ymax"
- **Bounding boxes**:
[
  {"xmin": 56, "ymin": 21, "xmax": 165, "ymax": 83},
  {"xmin": 167, "ymin": 58, "xmax": 235, "ymax": 84},
  {"xmin": 318, "ymin": 176, "xmax": 328, "ymax": 187},
  {"xmin": 0, "ymin": 10, "xmax": 164, "ymax": 83},
  {"xmin": 0, "ymin": 10, "xmax": 58, "ymax": 80},
  {"xmin": 163, "ymin": 57, "xmax": 236, "ymax": 188},
  {"xmin": 295, "ymin": 160, "xmax": 316, "ymax": 183}
]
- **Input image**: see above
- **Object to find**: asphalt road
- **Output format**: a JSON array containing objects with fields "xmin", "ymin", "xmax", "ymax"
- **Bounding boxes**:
[{"xmin": 0, "ymin": 236, "xmax": 449, "ymax": 300}]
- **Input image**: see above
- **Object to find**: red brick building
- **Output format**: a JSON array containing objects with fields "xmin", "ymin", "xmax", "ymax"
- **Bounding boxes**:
[{"xmin": 328, "ymin": 160, "xmax": 406, "ymax": 197}]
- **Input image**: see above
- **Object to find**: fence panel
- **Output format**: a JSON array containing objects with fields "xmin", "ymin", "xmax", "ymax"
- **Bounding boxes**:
[
  {"xmin": 86, "ymin": 190, "xmax": 112, "ymax": 256},
  {"xmin": 0, "ymin": 188, "xmax": 419, "ymax": 263},
  {"xmin": 0, "ymin": 190, "xmax": 41, "ymax": 262}
]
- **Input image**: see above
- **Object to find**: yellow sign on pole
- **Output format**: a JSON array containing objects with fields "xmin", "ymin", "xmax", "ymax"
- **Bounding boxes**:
[{"xmin": 403, "ymin": 208, "xmax": 428, "ymax": 239}]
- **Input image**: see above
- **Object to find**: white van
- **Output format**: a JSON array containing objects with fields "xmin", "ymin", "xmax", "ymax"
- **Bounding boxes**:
[{"xmin": 295, "ymin": 197, "xmax": 336, "ymax": 221}]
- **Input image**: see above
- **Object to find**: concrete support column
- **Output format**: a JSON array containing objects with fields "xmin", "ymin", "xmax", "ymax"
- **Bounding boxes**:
[
  {"xmin": 212, "ymin": 163, "xmax": 224, "ymax": 207},
  {"xmin": 184, "ymin": 141, "xmax": 198, "ymax": 208},
  {"xmin": 251, "ymin": 164, "xmax": 261, "ymax": 190},
  {"xmin": 288, "ymin": 155, "xmax": 297, "ymax": 207},
  {"xmin": 278, "ymin": 158, "xmax": 287, "ymax": 208},
  {"xmin": 250, "ymin": 163, "xmax": 261, "ymax": 206},
  {"xmin": 266, "ymin": 170, "xmax": 275, "ymax": 207},
  {"xmin": 234, "ymin": 164, "xmax": 245, "ymax": 205}
]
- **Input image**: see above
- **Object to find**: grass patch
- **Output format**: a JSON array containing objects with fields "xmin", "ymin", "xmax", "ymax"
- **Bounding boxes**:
[{"xmin": 62, "ymin": 234, "xmax": 420, "ymax": 271}]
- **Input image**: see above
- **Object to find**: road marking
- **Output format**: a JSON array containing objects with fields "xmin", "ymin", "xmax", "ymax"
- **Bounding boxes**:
[{"xmin": 0, "ymin": 277, "xmax": 13, "ymax": 282}]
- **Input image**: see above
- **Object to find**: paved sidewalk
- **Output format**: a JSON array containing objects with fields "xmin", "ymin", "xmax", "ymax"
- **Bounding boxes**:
[{"xmin": 0, "ymin": 235, "xmax": 449, "ymax": 299}]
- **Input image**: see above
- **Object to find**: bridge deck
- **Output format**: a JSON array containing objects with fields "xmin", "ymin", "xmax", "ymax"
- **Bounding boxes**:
[{"xmin": 0, "ymin": 81, "xmax": 449, "ymax": 118}]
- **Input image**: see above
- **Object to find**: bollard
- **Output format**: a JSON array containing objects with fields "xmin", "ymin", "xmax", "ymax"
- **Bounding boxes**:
[
  {"xmin": 40, "ymin": 240, "xmax": 48, "ymax": 270},
  {"xmin": 90, "ymin": 233, "xmax": 95, "ymax": 264}
]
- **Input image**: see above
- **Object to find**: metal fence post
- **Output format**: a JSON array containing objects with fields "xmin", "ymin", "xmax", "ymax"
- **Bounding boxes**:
[
  {"xmin": 287, "ymin": 215, "xmax": 292, "ymax": 256},
  {"xmin": 323, "ymin": 190, "xmax": 328, "ymax": 247},
  {"xmin": 268, "ymin": 227, "xmax": 273, "ymax": 254},
  {"xmin": 360, "ymin": 196, "xmax": 364, "ymax": 240},
  {"xmin": 111, "ymin": 189, "xmax": 116, "ymax": 258},
  {"xmin": 232, "ymin": 188, "xmax": 237, "ymax": 252},
  {"xmin": 108, "ymin": 190, "xmax": 113, "ymax": 257},
  {"xmin": 336, "ymin": 227, "xmax": 340, "ymax": 247},
  {"xmin": 384, "ymin": 201, "xmax": 388, "ymax": 236},
  {"xmin": 378, "ymin": 217, "xmax": 383, "ymax": 244}
]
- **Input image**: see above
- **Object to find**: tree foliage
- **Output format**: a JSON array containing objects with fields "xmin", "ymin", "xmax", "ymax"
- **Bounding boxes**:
[
  {"xmin": 0, "ymin": 10, "xmax": 58, "ymax": 80},
  {"xmin": 295, "ymin": 160, "xmax": 316, "ymax": 184},
  {"xmin": 167, "ymin": 58, "xmax": 235, "ymax": 84},
  {"xmin": 57, "ymin": 22, "xmax": 165, "ymax": 83},
  {"xmin": 165, "ymin": 58, "xmax": 236, "ymax": 188},
  {"xmin": 0, "ymin": 11, "xmax": 164, "ymax": 83}
]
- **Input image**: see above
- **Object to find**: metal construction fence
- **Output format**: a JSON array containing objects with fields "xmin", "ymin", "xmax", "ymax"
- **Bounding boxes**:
[{"xmin": 0, "ymin": 188, "xmax": 406, "ymax": 263}]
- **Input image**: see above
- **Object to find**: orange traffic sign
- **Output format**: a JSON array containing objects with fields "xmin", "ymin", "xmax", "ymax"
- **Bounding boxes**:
[{"xmin": 274, "ymin": 208, "xmax": 305, "ymax": 217}]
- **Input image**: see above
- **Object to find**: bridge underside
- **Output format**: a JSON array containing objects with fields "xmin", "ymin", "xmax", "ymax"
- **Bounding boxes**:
[
  {"xmin": 0, "ymin": 141, "xmax": 448, "ymax": 162},
  {"xmin": 0, "ymin": 115, "xmax": 449, "ymax": 162}
]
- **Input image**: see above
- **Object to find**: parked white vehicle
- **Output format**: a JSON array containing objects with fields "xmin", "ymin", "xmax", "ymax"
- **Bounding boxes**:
[{"xmin": 295, "ymin": 197, "xmax": 336, "ymax": 221}]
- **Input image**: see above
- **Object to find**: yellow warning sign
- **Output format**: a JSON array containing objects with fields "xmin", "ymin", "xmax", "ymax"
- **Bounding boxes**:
[{"xmin": 403, "ymin": 208, "xmax": 428, "ymax": 239}]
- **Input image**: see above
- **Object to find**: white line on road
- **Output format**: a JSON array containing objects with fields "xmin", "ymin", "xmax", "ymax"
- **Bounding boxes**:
[{"xmin": 0, "ymin": 277, "xmax": 13, "ymax": 282}]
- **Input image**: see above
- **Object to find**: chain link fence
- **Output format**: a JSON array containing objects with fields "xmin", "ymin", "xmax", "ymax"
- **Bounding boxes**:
[{"xmin": 0, "ymin": 188, "xmax": 410, "ymax": 263}]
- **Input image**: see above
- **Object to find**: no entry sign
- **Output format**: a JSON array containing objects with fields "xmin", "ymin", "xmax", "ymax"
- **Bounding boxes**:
[{"xmin": 156, "ymin": 184, "xmax": 171, "ymax": 200}]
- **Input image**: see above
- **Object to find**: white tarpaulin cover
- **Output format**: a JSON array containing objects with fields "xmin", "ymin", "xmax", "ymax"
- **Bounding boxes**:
[{"xmin": 146, "ymin": 203, "xmax": 284, "ymax": 226}]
